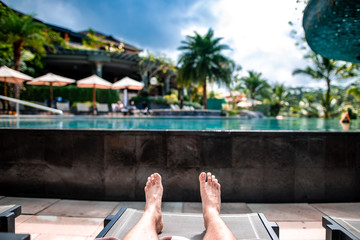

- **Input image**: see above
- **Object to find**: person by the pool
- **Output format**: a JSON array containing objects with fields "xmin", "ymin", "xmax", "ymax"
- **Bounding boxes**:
[{"xmin": 99, "ymin": 172, "xmax": 236, "ymax": 240}]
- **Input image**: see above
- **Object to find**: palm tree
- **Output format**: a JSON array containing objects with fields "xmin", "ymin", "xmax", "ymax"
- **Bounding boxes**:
[
  {"xmin": 239, "ymin": 71, "xmax": 269, "ymax": 110},
  {"xmin": 177, "ymin": 28, "xmax": 232, "ymax": 109},
  {"xmin": 0, "ymin": 4, "xmax": 51, "ymax": 98},
  {"xmin": 264, "ymin": 84, "xmax": 289, "ymax": 116},
  {"xmin": 292, "ymin": 52, "xmax": 356, "ymax": 118}
]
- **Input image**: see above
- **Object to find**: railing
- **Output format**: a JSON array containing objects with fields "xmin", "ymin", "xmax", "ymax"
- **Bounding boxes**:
[{"xmin": 0, "ymin": 95, "xmax": 63, "ymax": 116}]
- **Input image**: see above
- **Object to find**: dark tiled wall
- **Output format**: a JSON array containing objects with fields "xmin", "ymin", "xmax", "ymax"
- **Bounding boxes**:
[{"xmin": 0, "ymin": 129, "xmax": 359, "ymax": 202}]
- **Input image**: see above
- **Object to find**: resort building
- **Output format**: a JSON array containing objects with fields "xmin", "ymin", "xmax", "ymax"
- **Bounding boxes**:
[{"xmin": 3, "ymin": 1, "xmax": 143, "ymax": 83}]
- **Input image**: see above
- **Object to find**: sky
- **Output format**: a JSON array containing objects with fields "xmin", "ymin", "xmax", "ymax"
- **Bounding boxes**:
[{"xmin": 4, "ymin": 0, "xmax": 326, "ymax": 90}]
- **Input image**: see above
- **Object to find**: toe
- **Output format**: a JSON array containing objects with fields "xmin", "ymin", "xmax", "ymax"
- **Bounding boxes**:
[
  {"xmin": 207, "ymin": 172, "xmax": 212, "ymax": 182},
  {"xmin": 153, "ymin": 173, "xmax": 161, "ymax": 183},
  {"xmin": 199, "ymin": 172, "xmax": 206, "ymax": 182}
]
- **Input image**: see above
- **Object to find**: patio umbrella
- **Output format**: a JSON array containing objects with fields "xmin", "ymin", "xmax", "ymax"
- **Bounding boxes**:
[
  {"xmin": 27, "ymin": 73, "xmax": 75, "ymax": 108},
  {"xmin": 0, "ymin": 65, "xmax": 33, "ymax": 97},
  {"xmin": 77, "ymin": 74, "xmax": 112, "ymax": 114},
  {"xmin": 0, "ymin": 65, "xmax": 33, "ymax": 109},
  {"xmin": 112, "ymin": 77, "xmax": 144, "ymax": 107}
]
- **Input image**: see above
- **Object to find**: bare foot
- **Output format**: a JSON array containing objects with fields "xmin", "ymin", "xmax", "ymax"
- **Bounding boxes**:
[
  {"xmin": 199, "ymin": 172, "xmax": 221, "ymax": 229},
  {"xmin": 144, "ymin": 173, "xmax": 164, "ymax": 233}
]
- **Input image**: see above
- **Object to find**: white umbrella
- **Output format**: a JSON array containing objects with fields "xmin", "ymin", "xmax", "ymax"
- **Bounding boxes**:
[
  {"xmin": 27, "ymin": 73, "xmax": 75, "ymax": 107},
  {"xmin": 112, "ymin": 77, "xmax": 144, "ymax": 107},
  {"xmin": 77, "ymin": 74, "xmax": 112, "ymax": 114},
  {"xmin": 0, "ymin": 65, "xmax": 33, "ymax": 109},
  {"xmin": 0, "ymin": 65, "xmax": 33, "ymax": 96}
]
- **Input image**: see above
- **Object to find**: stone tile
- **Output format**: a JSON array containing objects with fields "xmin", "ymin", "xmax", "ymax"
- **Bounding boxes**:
[
  {"xmin": 293, "ymin": 137, "xmax": 325, "ymax": 168},
  {"xmin": 202, "ymin": 136, "xmax": 232, "ymax": 167},
  {"xmin": 247, "ymin": 203, "xmax": 323, "ymax": 221},
  {"xmin": 38, "ymin": 200, "xmax": 119, "ymax": 218},
  {"xmin": 230, "ymin": 168, "xmax": 264, "ymax": 202},
  {"xmin": 135, "ymin": 168, "xmax": 200, "ymax": 202},
  {"xmin": 44, "ymin": 133, "xmax": 74, "ymax": 168},
  {"xmin": 295, "ymin": 168, "xmax": 325, "ymax": 202},
  {"xmin": 162, "ymin": 202, "xmax": 183, "ymax": 213},
  {"xmin": 110, "ymin": 202, "xmax": 145, "ymax": 215},
  {"xmin": 277, "ymin": 221, "xmax": 325, "ymax": 240},
  {"xmin": 325, "ymin": 135, "xmax": 358, "ymax": 168},
  {"xmin": 182, "ymin": 202, "xmax": 202, "ymax": 213},
  {"xmin": 104, "ymin": 134, "xmax": 136, "ymax": 167},
  {"xmin": 221, "ymin": 203, "xmax": 252, "ymax": 214},
  {"xmin": 16, "ymin": 215, "xmax": 102, "ymax": 237},
  {"xmin": 263, "ymin": 168, "xmax": 295, "ymax": 202},
  {"xmin": 15, "ymin": 215, "xmax": 33, "ymax": 225},
  {"xmin": 104, "ymin": 166, "xmax": 136, "ymax": 200},
  {"xmin": 262, "ymin": 137, "xmax": 296, "ymax": 168},
  {"xmin": 90, "ymin": 224, "xmax": 105, "ymax": 238},
  {"xmin": 167, "ymin": 135, "xmax": 202, "ymax": 167},
  {"xmin": 232, "ymin": 136, "xmax": 265, "ymax": 168},
  {"xmin": 311, "ymin": 202, "xmax": 360, "ymax": 218},
  {"xmin": 325, "ymin": 169, "xmax": 359, "ymax": 201},
  {"xmin": 0, "ymin": 197, "xmax": 59, "ymax": 214},
  {"xmin": 136, "ymin": 133, "xmax": 166, "ymax": 167},
  {"xmin": 33, "ymin": 234, "xmax": 91, "ymax": 240}
]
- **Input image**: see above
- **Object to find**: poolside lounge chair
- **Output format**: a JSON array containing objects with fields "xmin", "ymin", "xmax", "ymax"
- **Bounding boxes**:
[
  {"xmin": 76, "ymin": 103, "xmax": 90, "ymax": 114},
  {"xmin": 56, "ymin": 102, "xmax": 70, "ymax": 112},
  {"xmin": 96, "ymin": 208, "xmax": 279, "ymax": 240},
  {"xmin": 0, "ymin": 205, "xmax": 21, "ymax": 232},
  {"xmin": 97, "ymin": 103, "xmax": 109, "ymax": 114},
  {"xmin": 323, "ymin": 216, "xmax": 360, "ymax": 240},
  {"xmin": 0, "ymin": 233, "xmax": 30, "ymax": 240}
]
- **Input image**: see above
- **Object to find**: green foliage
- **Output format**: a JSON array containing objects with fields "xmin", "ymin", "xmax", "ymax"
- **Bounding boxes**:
[
  {"xmin": 21, "ymin": 85, "xmax": 119, "ymax": 105},
  {"xmin": 130, "ymin": 95, "xmax": 202, "ymax": 109},
  {"xmin": 292, "ymin": 52, "xmax": 358, "ymax": 118},
  {"xmin": 177, "ymin": 28, "xmax": 233, "ymax": 108},
  {"xmin": 263, "ymin": 84, "xmax": 290, "ymax": 116},
  {"xmin": 139, "ymin": 51, "xmax": 177, "ymax": 90},
  {"xmin": 82, "ymin": 28, "xmax": 106, "ymax": 49},
  {"xmin": 237, "ymin": 71, "xmax": 269, "ymax": 110},
  {"xmin": 163, "ymin": 93, "xmax": 178, "ymax": 104}
]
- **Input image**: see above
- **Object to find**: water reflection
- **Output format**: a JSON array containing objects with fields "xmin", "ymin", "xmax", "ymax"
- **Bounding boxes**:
[{"xmin": 0, "ymin": 116, "xmax": 358, "ymax": 131}]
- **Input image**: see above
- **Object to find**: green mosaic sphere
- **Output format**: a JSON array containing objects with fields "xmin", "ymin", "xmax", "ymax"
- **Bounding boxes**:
[{"xmin": 303, "ymin": 0, "xmax": 360, "ymax": 63}]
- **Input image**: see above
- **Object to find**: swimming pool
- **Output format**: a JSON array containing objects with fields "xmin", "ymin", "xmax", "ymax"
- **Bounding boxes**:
[{"xmin": 0, "ymin": 116, "xmax": 358, "ymax": 131}]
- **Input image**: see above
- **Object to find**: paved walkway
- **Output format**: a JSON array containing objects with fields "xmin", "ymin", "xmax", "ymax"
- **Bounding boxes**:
[{"xmin": 1, "ymin": 196, "xmax": 359, "ymax": 240}]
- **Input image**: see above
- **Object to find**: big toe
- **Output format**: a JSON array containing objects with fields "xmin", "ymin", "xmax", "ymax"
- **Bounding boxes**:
[{"xmin": 153, "ymin": 173, "xmax": 162, "ymax": 183}]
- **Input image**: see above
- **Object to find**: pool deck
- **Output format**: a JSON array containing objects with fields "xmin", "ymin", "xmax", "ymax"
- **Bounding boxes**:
[{"xmin": 2, "ymin": 196, "xmax": 360, "ymax": 240}]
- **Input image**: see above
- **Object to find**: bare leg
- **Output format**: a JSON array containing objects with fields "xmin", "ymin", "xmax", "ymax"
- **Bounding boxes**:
[
  {"xmin": 200, "ymin": 172, "xmax": 236, "ymax": 240},
  {"xmin": 123, "ymin": 173, "xmax": 164, "ymax": 240}
]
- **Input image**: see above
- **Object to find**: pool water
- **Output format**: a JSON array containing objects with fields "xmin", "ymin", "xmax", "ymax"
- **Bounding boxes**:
[{"xmin": 0, "ymin": 116, "xmax": 359, "ymax": 131}]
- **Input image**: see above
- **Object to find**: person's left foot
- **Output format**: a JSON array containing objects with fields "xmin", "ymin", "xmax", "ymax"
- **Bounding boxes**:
[{"xmin": 144, "ymin": 173, "xmax": 164, "ymax": 233}]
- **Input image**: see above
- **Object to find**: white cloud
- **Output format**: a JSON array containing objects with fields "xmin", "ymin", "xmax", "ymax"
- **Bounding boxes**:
[{"xmin": 160, "ymin": 0, "xmax": 318, "ymax": 89}]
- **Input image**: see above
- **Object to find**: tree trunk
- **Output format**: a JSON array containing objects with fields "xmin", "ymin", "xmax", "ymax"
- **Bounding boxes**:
[
  {"xmin": 202, "ymin": 81, "xmax": 207, "ymax": 109},
  {"xmin": 178, "ymin": 88, "xmax": 184, "ymax": 110},
  {"xmin": 13, "ymin": 40, "xmax": 23, "ymax": 99},
  {"xmin": 325, "ymin": 77, "xmax": 330, "ymax": 119}
]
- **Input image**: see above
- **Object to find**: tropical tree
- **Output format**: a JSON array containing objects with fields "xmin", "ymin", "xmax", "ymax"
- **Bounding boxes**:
[
  {"xmin": 238, "ymin": 70, "xmax": 269, "ymax": 110},
  {"xmin": 264, "ymin": 84, "xmax": 290, "ymax": 116},
  {"xmin": 292, "ymin": 52, "xmax": 357, "ymax": 118},
  {"xmin": 139, "ymin": 52, "xmax": 176, "ymax": 93},
  {"xmin": 177, "ymin": 28, "xmax": 233, "ymax": 109},
  {"xmin": 0, "ymin": 3, "xmax": 63, "ymax": 98},
  {"xmin": 347, "ymin": 83, "xmax": 360, "ymax": 101}
]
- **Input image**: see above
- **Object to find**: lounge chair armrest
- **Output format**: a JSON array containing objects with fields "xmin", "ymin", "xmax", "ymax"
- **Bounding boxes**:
[
  {"xmin": 258, "ymin": 213, "xmax": 280, "ymax": 239},
  {"xmin": 0, "ymin": 233, "xmax": 30, "ymax": 240}
]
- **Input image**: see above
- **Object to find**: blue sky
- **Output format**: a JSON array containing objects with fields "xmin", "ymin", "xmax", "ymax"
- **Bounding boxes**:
[{"xmin": 5, "ymin": 0, "xmax": 324, "ymax": 90}]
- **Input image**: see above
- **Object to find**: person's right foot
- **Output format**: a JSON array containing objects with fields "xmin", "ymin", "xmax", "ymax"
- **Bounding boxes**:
[
  {"xmin": 199, "ymin": 172, "xmax": 221, "ymax": 229},
  {"xmin": 144, "ymin": 173, "xmax": 164, "ymax": 234}
]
